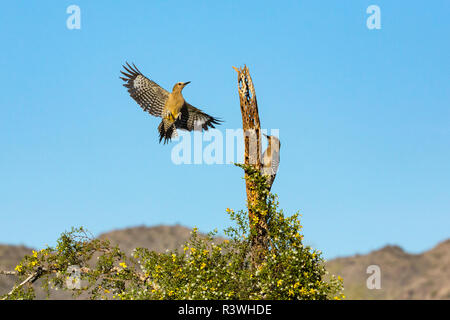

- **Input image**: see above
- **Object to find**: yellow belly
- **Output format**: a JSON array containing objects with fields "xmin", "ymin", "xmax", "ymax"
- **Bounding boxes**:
[{"xmin": 166, "ymin": 112, "xmax": 179, "ymax": 122}]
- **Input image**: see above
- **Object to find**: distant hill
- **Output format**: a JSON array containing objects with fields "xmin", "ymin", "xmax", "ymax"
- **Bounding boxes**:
[
  {"xmin": 0, "ymin": 245, "xmax": 33, "ymax": 298},
  {"xmin": 326, "ymin": 239, "xmax": 450, "ymax": 299},
  {"xmin": 1, "ymin": 225, "xmax": 448, "ymax": 299},
  {"xmin": 98, "ymin": 224, "xmax": 197, "ymax": 256}
]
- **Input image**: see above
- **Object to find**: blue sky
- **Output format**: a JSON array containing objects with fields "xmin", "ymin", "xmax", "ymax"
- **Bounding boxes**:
[{"xmin": 0, "ymin": 1, "xmax": 449, "ymax": 259}]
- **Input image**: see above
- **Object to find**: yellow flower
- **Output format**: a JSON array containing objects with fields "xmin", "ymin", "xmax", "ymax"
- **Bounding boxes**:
[
  {"xmin": 14, "ymin": 264, "xmax": 22, "ymax": 272},
  {"xmin": 119, "ymin": 262, "xmax": 127, "ymax": 269},
  {"xmin": 293, "ymin": 282, "xmax": 300, "ymax": 289},
  {"xmin": 277, "ymin": 279, "xmax": 283, "ymax": 287},
  {"xmin": 172, "ymin": 254, "xmax": 177, "ymax": 262},
  {"xmin": 288, "ymin": 289, "xmax": 294, "ymax": 296},
  {"xmin": 32, "ymin": 250, "xmax": 38, "ymax": 258},
  {"xmin": 200, "ymin": 263, "xmax": 206, "ymax": 270}
]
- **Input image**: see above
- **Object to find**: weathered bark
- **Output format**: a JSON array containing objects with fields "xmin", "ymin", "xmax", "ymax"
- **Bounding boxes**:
[{"xmin": 233, "ymin": 65, "xmax": 268, "ymax": 268}]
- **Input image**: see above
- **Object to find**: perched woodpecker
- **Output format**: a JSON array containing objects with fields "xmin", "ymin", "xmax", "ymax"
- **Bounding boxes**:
[
  {"xmin": 120, "ymin": 62, "xmax": 222, "ymax": 143},
  {"xmin": 261, "ymin": 134, "xmax": 281, "ymax": 190}
]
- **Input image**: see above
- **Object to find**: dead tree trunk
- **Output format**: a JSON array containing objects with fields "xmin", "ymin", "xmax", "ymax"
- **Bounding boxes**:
[{"xmin": 233, "ymin": 65, "xmax": 268, "ymax": 268}]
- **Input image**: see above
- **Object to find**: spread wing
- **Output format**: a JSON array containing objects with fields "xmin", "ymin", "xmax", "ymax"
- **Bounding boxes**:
[
  {"xmin": 175, "ymin": 103, "xmax": 222, "ymax": 132},
  {"xmin": 120, "ymin": 62, "xmax": 169, "ymax": 117}
]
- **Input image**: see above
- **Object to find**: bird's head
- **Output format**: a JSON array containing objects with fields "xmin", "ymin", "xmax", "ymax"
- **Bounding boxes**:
[
  {"xmin": 263, "ymin": 134, "xmax": 281, "ymax": 148},
  {"xmin": 172, "ymin": 81, "xmax": 191, "ymax": 93}
]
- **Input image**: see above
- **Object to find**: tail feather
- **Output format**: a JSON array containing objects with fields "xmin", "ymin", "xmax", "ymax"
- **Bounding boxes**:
[{"xmin": 158, "ymin": 120, "xmax": 178, "ymax": 144}]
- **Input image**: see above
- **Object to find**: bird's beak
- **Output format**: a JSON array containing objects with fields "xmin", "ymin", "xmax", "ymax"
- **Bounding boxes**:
[
  {"xmin": 183, "ymin": 81, "xmax": 191, "ymax": 87},
  {"xmin": 263, "ymin": 133, "xmax": 269, "ymax": 138}
]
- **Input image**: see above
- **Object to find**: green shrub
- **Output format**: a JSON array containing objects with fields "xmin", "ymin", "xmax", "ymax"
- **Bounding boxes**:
[{"xmin": 2, "ymin": 168, "xmax": 343, "ymax": 300}]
